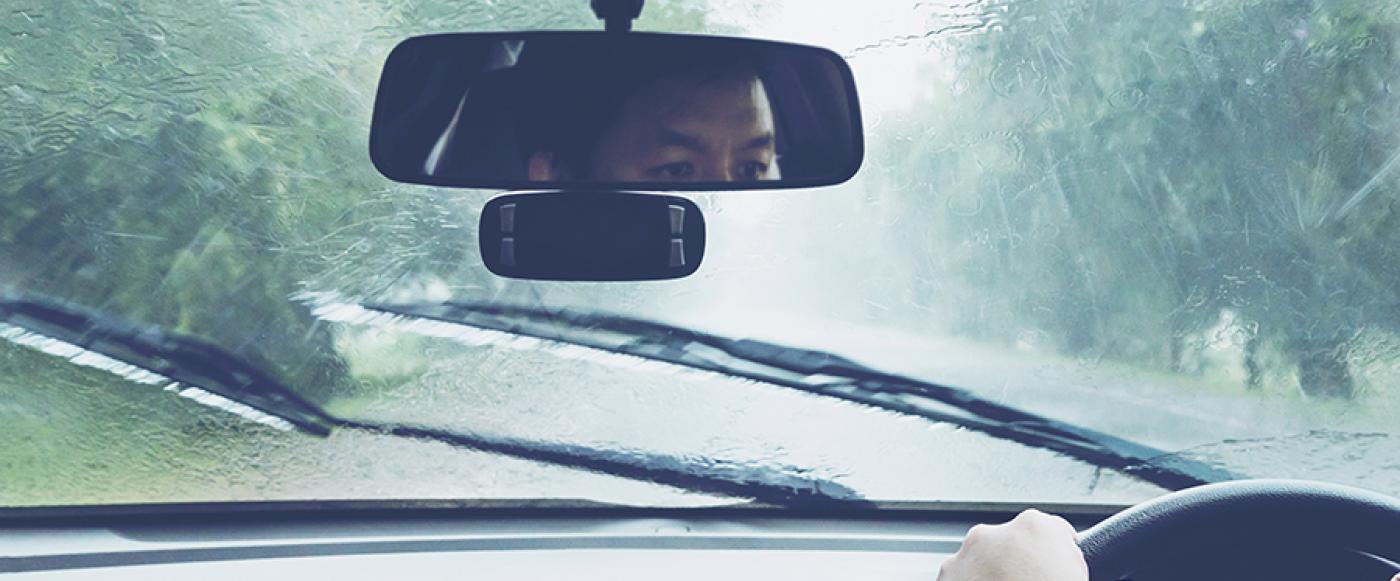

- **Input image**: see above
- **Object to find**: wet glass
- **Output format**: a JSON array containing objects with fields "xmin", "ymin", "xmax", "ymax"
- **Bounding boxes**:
[{"xmin": 2, "ymin": 0, "xmax": 1399, "ymax": 508}]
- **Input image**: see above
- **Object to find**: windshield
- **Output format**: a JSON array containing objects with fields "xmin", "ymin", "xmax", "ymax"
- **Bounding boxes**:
[{"xmin": 3, "ymin": 0, "xmax": 1398, "ymax": 509}]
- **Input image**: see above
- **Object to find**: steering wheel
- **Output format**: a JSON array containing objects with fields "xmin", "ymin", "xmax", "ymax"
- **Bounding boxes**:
[{"xmin": 1078, "ymin": 479, "xmax": 1400, "ymax": 581}]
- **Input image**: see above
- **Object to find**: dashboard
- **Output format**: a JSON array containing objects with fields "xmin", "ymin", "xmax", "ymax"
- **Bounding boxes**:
[{"xmin": 0, "ymin": 503, "xmax": 1114, "ymax": 580}]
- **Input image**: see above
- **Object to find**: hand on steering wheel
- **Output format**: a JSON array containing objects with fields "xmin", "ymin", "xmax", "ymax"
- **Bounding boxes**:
[
  {"xmin": 936, "ymin": 509, "xmax": 1088, "ymax": 581},
  {"xmin": 938, "ymin": 480, "xmax": 1400, "ymax": 581}
]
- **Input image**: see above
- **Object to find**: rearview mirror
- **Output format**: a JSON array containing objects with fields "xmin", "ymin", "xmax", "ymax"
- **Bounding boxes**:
[
  {"xmin": 371, "ymin": 32, "xmax": 863, "ymax": 191},
  {"xmin": 479, "ymin": 192, "xmax": 705, "ymax": 281}
]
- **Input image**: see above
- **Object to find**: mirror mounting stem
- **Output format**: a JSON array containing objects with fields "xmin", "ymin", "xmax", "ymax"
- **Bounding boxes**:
[{"xmin": 591, "ymin": 0, "xmax": 644, "ymax": 32}]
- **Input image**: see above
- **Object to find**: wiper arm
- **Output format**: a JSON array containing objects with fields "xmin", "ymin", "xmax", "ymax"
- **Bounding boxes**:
[
  {"xmin": 316, "ymin": 297, "xmax": 1238, "ymax": 490},
  {"xmin": 0, "ymin": 294, "xmax": 333, "ymax": 435},
  {"xmin": 0, "ymin": 293, "xmax": 866, "ymax": 508}
]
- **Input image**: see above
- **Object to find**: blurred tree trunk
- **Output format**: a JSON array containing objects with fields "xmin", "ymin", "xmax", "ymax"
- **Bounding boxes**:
[
  {"xmin": 1293, "ymin": 338, "xmax": 1354, "ymax": 399},
  {"xmin": 1243, "ymin": 332, "xmax": 1262, "ymax": 391}
]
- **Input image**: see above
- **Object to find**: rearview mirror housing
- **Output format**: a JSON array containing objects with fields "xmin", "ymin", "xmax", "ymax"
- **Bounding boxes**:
[
  {"xmin": 479, "ymin": 192, "xmax": 705, "ymax": 281},
  {"xmin": 371, "ymin": 31, "xmax": 863, "ymax": 191}
]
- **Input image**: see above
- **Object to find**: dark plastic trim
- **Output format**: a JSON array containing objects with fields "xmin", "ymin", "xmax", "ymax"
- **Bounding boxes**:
[
  {"xmin": 477, "ymin": 191, "xmax": 705, "ymax": 281},
  {"xmin": 0, "ymin": 498, "xmax": 1124, "ymax": 527}
]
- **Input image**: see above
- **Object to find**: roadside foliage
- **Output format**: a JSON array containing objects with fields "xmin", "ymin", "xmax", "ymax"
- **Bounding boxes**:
[{"xmin": 2, "ymin": 0, "xmax": 1397, "ymax": 504}]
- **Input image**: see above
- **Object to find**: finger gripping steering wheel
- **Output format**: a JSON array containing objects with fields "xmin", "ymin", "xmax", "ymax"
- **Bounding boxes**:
[{"xmin": 1078, "ymin": 479, "xmax": 1400, "ymax": 581}]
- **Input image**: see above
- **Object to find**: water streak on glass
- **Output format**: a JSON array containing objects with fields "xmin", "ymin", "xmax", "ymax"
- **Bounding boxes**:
[{"xmin": 2, "ymin": 0, "xmax": 1399, "ymax": 506}]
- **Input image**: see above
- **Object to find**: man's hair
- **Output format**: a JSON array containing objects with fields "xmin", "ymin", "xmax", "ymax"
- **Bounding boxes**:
[{"xmin": 512, "ymin": 40, "xmax": 765, "ymax": 179}]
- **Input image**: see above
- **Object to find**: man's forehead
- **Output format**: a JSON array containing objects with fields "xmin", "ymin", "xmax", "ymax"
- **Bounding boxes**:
[
  {"xmin": 622, "ymin": 81, "xmax": 773, "ymax": 145},
  {"xmin": 651, "ymin": 126, "xmax": 775, "ymax": 154},
  {"xmin": 629, "ymin": 73, "xmax": 772, "ymax": 124}
]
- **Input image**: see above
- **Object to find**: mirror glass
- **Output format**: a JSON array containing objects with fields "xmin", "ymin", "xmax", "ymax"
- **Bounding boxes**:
[
  {"xmin": 479, "ymin": 192, "xmax": 705, "ymax": 281},
  {"xmin": 371, "ymin": 32, "xmax": 862, "ymax": 191}
]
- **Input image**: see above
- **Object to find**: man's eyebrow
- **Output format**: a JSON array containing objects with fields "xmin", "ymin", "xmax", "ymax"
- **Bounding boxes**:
[
  {"xmin": 741, "ymin": 133, "xmax": 774, "ymax": 151},
  {"xmin": 656, "ymin": 128, "xmax": 708, "ymax": 153},
  {"xmin": 654, "ymin": 129, "xmax": 774, "ymax": 152}
]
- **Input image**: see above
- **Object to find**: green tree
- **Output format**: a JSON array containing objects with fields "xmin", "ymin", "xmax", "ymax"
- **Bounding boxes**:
[
  {"xmin": 870, "ymin": 0, "xmax": 1400, "ymax": 398},
  {"xmin": 1, "ymin": 0, "xmax": 726, "ymax": 401}
]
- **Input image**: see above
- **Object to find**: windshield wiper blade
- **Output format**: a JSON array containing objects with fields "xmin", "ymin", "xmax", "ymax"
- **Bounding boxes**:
[
  {"xmin": 0, "ymin": 293, "xmax": 867, "ymax": 508},
  {"xmin": 0, "ymin": 294, "xmax": 333, "ymax": 435},
  {"xmin": 328, "ymin": 298, "xmax": 1238, "ymax": 490}
]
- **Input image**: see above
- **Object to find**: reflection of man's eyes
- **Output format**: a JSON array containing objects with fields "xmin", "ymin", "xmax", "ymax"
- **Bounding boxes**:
[
  {"xmin": 649, "ymin": 161, "xmax": 695, "ymax": 180},
  {"xmin": 736, "ymin": 161, "xmax": 769, "ymax": 181},
  {"xmin": 646, "ymin": 160, "xmax": 771, "ymax": 181}
]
